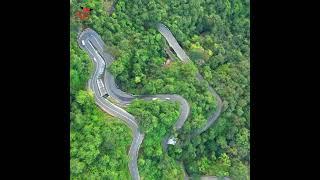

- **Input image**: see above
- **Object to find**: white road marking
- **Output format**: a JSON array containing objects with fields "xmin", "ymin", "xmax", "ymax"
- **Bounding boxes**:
[
  {"xmin": 88, "ymin": 41, "xmax": 96, "ymax": 53},
  {"xmin": 92, "ymin": 35, "xmax": 104, "ymax": 50},
  {"xmin": 87, "ymin": 40, "xmax": 107, "ymax": 65},
  {"xmin": 95, "ymin": 95, "xmax": 138, "ymax": 127},
  {"xmin": 84, "ymin": 41, "xmax": 95, "ymax": 57}
]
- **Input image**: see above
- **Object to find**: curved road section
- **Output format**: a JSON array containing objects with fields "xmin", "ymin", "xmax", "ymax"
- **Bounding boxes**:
[
  {"xmin": 157, "ymin": 23, "xmax": 223, "ymax": 136},
  {"xmin": 158, "ymin": 23, "xmax": 190, "ymax": 62},
  {"xmin": 157, "ymin": 23, "xmax": 224, "ymax": 178},
  {"xmin": 78, "ymin": 28, "xmax": 190, "ymax": 180},
  {"xmin": 77, "ymin": 23, "xmax": 223, "ymax": 179},
  {"xmin": 78, "ymin": 29, "xmax": 143, "ymax": 180}
]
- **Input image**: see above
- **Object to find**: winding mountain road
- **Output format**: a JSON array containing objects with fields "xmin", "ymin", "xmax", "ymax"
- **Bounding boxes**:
[
  {"xmin": 77, "ymin": 23, "xmax": 224, "ymax": 180},
  {"xmin": 157, "ymin": 23, "xmax": 223, "ymax": 136}
]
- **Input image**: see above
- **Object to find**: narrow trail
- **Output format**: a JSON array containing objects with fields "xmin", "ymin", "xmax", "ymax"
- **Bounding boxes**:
[{"xmin": 77, "ymin": 23, "xmax": 224, "ymax": 180}]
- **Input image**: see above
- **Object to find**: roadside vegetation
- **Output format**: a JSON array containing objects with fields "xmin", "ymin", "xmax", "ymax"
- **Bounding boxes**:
[
  {"xmin": 127, "ymin": 99, "xmax": 183, "ymax": 179},
  {"xmin": 70, "ymin": 3, "xmax": 132, "ymax": 178},
  {"xmin": 71, "ymin": 0, "xmax": 249, "ymax": 179}
]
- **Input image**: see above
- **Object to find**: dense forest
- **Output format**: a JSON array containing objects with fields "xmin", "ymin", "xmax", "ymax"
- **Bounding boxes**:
[
  {"xmin": 127, "ymin": 99, "xmax": 184, "ymax": 179},
  {"xmin": 70, "ymin": 22, "xmax": 132, "ymax": 178},
  {"xmin": 71, "ymin": 0, "xmax": 249, "ymax": 179}
]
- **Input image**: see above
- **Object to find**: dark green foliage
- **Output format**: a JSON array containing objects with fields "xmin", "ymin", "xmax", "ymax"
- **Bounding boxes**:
[
  {"xmin": 70, "ymin": 90, "xmax": 132, "ymax": 179},
  {"xmin": 127, "ymin": 100, "xmax": 184, "ymax": 179},
  {"xmin": 70, "ymin": 57, "xmax": 132, "ymax": 178},
  {"xmin": 71, "ymin": 0, "xmax": 249, "ymax": 179},
  {"xmin": 70, "ymin": 2, "xmax": 132, "ymax": 178}
]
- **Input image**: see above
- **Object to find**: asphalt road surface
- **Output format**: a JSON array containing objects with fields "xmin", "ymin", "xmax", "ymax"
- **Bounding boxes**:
[
  {"xmin": 158, "ymin": 23, "xmax": 190, "ymax": 62},
  {"xmin": 78, "ymin": 29, "xmax": 142, "ymax": 180},
  {"xmin": 156, "ymin": 23, "xmax": 224, "ymax": 179},
  {"xmin": 77, "ymin": 24, "xmax": 225, "ymax": 180},
  {"xmin": 157, "ymin": 23, "xmax": 223, "ymax": 136}
]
